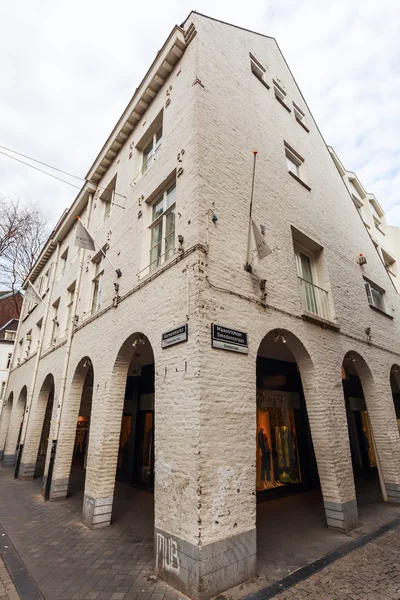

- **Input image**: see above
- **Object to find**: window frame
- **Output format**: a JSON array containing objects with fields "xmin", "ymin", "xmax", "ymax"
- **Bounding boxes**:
[
  {"xmin": 284, "ymin": 142, "xmax": 310, "ymax": 191},
  {"xmin": 249, "ymin": 53, "xmax": 270, "ymax": 89},
  {"xmin": 149, "ymin": 183, "xmax": 176, "ymax": 272},
  {"xmin": 91, "ymin": 255, "xmax": 105, "ymax": 315},
  {"xmin": 293, "ymin": 103, "xmax": 310, "ymax": 132},
  {"xmin": 364, "ymin": 279, "xmax": 387, "ymax": 313},
  {"xmin": 4, "ymin": 330, "xmax": 16, "ymax": 341},
  {"xmin": 142, "ymin": 125, "xmax": 163, "ymax": 176},
  {"xmin": 6, "ymin": 353, "xmax": 12, "ymax": 369},
  {"xmin": 0, "ymin": 382, "xmax": 5, "ymax": 399}
]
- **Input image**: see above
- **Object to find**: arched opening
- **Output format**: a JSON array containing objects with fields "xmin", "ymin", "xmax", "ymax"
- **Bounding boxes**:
[
  {"xmin": 4, "ymin": 386, "xmax": 27, "ymax": 465},
  {"xmin": 342, "ymin": 352, "xmax": 382, "ymax": 503},
  {"xmin": 256, "ymin": 330, "xmax": 323, "ymax": 571},
  {"xmin": 34, "ymin": 375, "xmax": 55, "ymax": 479},
  {"xmin": 112, "ymin": 333, "xmax": 155, "ymax": 523},
  {"xmin": 67, "ymin": 358, "xmax": 94, "ymax": 497},
  {"xmin": 390, "ymin": 365, "xmax": 400, "ymax": 435},
  {"xmin": 0, "ymin": 392, "xmax": 13, "ymax": 460}
]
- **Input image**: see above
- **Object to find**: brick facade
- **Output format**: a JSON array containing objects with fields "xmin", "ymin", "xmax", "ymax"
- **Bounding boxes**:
[{"xmin": 1, "ymin": 13, "xmax": 400, "ymax": 600}]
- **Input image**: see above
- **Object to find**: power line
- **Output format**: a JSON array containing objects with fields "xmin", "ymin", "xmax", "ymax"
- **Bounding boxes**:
[
  {"xmin": 0, "ymin": 150, "xmax": 82, "ymax": 190},
  {"xmin": 0, "ymin": 143, "xmax": 126, "ymax": 198}
]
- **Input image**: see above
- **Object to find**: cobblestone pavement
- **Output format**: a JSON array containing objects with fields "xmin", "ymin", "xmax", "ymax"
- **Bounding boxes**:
[
  {"xmin": 276, "ymin": 525, "xmax": 400, "ymax": 599},
  {"xmin": 0, "ymin": 557, "xmax": 19, "ymax": 600},
  {"xmin": 1, "ymin": 467, "xmax": 400, "ymax": 600}
]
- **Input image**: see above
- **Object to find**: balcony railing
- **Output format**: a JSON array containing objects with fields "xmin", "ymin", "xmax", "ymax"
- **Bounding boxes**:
[{"xmin": 298, "ymin": 277, "xmax": 330, "ymax": 320}]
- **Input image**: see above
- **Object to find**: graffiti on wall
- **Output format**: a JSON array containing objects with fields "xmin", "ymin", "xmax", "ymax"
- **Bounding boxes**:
[{"xmin": 156, "ymin": 533, "xmax": 180, "ymax": 575}]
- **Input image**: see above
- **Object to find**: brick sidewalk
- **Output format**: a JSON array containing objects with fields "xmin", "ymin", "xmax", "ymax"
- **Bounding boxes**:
[
  {"xmin": 0, "ymin": 557, "xmax": 19, "ymax": 600},
  {"xmin": 276, "ymin": 525, "xmax": 400, "ymax": 599},
  {"xmin": 1, "ymin": 467, "xmax": 400, "ymax": 600}
]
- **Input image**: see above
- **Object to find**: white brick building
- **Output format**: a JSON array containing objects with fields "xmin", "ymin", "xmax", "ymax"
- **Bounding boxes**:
[{"xmin": 2, "ymin": 12, "xmax": 400, "ymax": 599}]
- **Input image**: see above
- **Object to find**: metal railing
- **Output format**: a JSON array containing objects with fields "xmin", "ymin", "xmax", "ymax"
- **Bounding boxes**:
[{"xmin": 298, "ymin": 277, "xmax": 330, "ymax": 320}]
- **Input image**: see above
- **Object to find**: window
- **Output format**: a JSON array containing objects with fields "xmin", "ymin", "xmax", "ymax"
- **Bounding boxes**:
[
  {"xmin": 37, "ymin": 276, "xmax": 45, "ymax": 296},
  {"xmin": 4, "ymin": 330, "xmax": 16, "ymax": 341},
  {"xmin": 100, "ymin": 176, "xmax": 117, "ymax": 221},
  {"xmin": 382, "ymin": 250, "xmax": 396, "ymax": 276},
  {"xmin": 373, "ymin": 215, "xmax": 385, "ymax": 235},
  {"xmin": 273, "ymin": 80, "xmax": 290, "ymax": 111},
  {"xmin": 150, "ymin": 183, "xmax": 176, "ymax": 272},
  {"xmin": 364, "ymin": 279, "xmax": 386, "ymax": 312},
  {"xmin": 51, "ymin": 299, "xmax": 60, "ymax": 344},
  {"xmin": 142, "ymin": 125, "xmax": 163, "ymax": 175},
  {"xmin": 91, "ymin": 254, "xmax": 105, "ymax": 314},
  {"xmin": 284, "ymin": 142, "xmax": 310, "ymax": 190},
  {"xmin": 60, "ymin": 247, "xmax": 69, "ymax": 275},
  {"xmin": 6, "ymin": 353, "xmax": 12, "ymax": 369},
  {"xmin": 293, "ymin": 230, "xmax": 331, "ymax": 321},
  {"xmin": 293, "ymin": 103, "xmax": 309, "ymax": 132},
  {"xmin": 250, "ymin": 53, "xmax": 269, "ymax": 88},
  {"xmin": 0, "ymin": 382, "xmax": 5, "ymax": 400},
  {"xmin": 66, "ymin": 282, "xmax": 76, "ymax": 329}
]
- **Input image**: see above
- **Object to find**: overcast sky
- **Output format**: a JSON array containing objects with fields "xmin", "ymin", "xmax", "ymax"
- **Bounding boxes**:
[{"xmin": 1, "ymin": 0, "xmax": 399, "ymax": 226}]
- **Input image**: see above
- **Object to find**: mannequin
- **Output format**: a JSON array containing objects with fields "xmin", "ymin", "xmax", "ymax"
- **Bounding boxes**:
[{"xmin": 258, "ymin": 427, "xmax": 271, "ymax": 488}]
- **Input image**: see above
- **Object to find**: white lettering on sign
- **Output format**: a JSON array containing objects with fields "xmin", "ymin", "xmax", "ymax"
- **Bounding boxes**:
[{"xmin": 156, "ymin": 533, "xmax": 180, "ymax": 575}]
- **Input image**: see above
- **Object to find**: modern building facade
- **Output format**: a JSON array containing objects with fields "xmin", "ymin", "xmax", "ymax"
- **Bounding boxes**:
[{"xmin": 2, "ymin": 12, "xmax": 400, "ymax": 599}]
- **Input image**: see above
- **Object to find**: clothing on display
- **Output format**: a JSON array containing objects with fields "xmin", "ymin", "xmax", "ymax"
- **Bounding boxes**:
[{"xmin": 256, "ymin": 394, "xmax": 301, "ymax": 492}]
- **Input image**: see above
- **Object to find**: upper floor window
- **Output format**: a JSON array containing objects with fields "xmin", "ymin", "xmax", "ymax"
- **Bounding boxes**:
[
  {"xmin": 250, "ymin": 53, "xmax": 269, "ymax": 89},
  {"xmin": 0, "ymin": 382, "xmax": 5, "ymax": 399},
  {"xmin": 364, "ymin": 279, "xmax": 386, "ymax": 313},
  {"xmin": 91, "ymin": 253, "xmax": 105, "ymax": 314},
  {"xmin": 66, "ymin": 281, "xmax": 76, "ymax": 330},
  {"xmin": 292, "ymin": 228, "xmax": 332, "ymax": 322},
  {"xmin": 6, "ymin": 353, "xmax": 12, "ymax": 369},
  {"xmin": 273, "ymin": 80, "xmax": 290, "ymax": 112},
  {"xmin": 373, "ymin": 215, "xmax": 385, "ymax": 235},
  {"xmin": 150, "ymin": 183, "xmax": 176, "ymax": 272},
  {"xmin": 51, "ymin": 300, "xmax": 60, "ymax": 344},
  {"xmin": 100, "ymin": 176, "xmax": 117, "ymax": 221},
  {"xmin": 293, "ymin": 103, "xmax": 309, "ymax": 132},
  {"xmin": 4, "ymin": 330, "xmax": 16, "ymax": 341},
  {"xmin": 60, "ymin": 247, "xmax": 69, "ymax": 276},
  {"xmin": 284, "ymin": 142, "xmax": 310, "ymax": 190}
]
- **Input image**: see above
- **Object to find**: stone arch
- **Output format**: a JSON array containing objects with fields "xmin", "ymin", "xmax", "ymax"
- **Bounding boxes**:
[
  {"xmin": 49, "ymin": 357, "xmax": 94, "ymax": 500},
  {"xmin": 0, "ymin": 392, "xmax": 13, "ymax": 460},
  {"xmin": 256, "ymin": 328, "xmax": 357, "ymax": 531},
  {"xmin": 19, "ymin": 374, "xmax": 55, "ymax": 480},
  {"xmin": 4, "ymin": 386, "xmax": 27, "ymax": 465},
  {"xmin": 83, "ymin": 332, "xmax": 155, "ymax": 528},
  {"xmin": 342, "ymin": 350, "xmax": 386, "ymax": 500}
]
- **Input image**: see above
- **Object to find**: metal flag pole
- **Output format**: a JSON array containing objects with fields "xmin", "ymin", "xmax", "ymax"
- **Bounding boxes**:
[
  {"xmin": 245, "ymin": 150, "xmax": 258, "ymax": 272},
  {"xmin": 77, "ymin": 217, "xmax": 122, "ymax": 278}
]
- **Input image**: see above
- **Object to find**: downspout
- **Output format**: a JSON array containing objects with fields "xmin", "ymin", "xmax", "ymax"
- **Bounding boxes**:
[
  {"xmin": 14, "ymin": 243, "xmax": 61, "ymax": 478},
  {"xmin": 45, "ymin": 193, "xmax": 94, "ymax": 500}
]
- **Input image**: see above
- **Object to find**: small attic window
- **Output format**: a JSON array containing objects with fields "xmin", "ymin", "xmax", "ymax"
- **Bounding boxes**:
[{"xmin": 250, "ymin": 53, "xmax": 269, "ymax": 89}]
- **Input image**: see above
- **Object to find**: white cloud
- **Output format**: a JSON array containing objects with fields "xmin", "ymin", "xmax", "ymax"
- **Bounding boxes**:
[{"xmin": 0, "ymin": 0, "xmax": 399, "ymax": 224}]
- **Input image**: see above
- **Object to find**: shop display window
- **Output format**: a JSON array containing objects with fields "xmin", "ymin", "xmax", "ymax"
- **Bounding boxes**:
[{"xmin": 256, "ymin": 390, "xmax": 301, "ymax": 491}]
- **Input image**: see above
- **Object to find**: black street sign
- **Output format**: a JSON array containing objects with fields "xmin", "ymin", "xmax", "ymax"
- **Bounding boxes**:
[
  {"xmin": 161, "ymin": 324, "xmax": 188, "ymax": 348},
  {"xmin": 211, "ymin": 324, "xmax": 248, "ymax": 354}
]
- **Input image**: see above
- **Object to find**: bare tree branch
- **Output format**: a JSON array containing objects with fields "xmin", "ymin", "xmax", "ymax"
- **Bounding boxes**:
[{"xmin": 0, "ymin": 196, "xmax": 49, "ymax": 296}]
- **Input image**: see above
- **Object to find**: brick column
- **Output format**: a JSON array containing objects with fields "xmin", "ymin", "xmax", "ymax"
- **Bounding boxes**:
[
  {"xmin": 3, "ymin": 389, "xmax": 27, "ymax": 466},
  {"xmin": 306, "ymin": 363, "xmax": 358, "ymax": 531},
  {"xmin": 82, "ymin": 354, "xmax": 128, "ymax": 529},
  {"xmin": 363, "ymin": 373, "xmax": 400, "ymax": 503},
  {"xmin": 18, "ymin": 378, "xmax": 54, "ymax": 480}
]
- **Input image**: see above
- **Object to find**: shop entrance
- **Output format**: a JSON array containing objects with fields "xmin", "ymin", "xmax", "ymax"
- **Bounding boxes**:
[
  {"xmin": 34, "ymin": 376, "xmax": 54, "ymax": 479},
  {"xmin": 116, "ymin": 335, "xmax": 155, "ymax": 491},
  {"xmin": 256, "ymin": 332, "xmax": 319, "ymax": 501},
  {"xmin": 68, "ymin": 360, "xmax": 93, "ymax": 496},
  {"xmin": 342, "ymin": 353, "xmax": 382, "ymax": 502}
]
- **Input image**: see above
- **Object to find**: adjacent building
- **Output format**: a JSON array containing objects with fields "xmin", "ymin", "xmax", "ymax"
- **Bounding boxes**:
[
  {"xmin": 2, "ymin": 13, "xmax": 400, "ymax": 599},
  {"xmin": 0, "ymin": 291, "xmax": 22, "ymax": 412}
]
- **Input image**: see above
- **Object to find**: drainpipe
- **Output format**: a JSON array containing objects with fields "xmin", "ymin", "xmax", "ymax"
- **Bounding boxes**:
[
  {"xmin": 45, "ymin": 193, "xmax": 94, "ymax": 500},
  {"xmin": 14, "ymin": 242, "xmax": 61, "ymax": 478}
]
